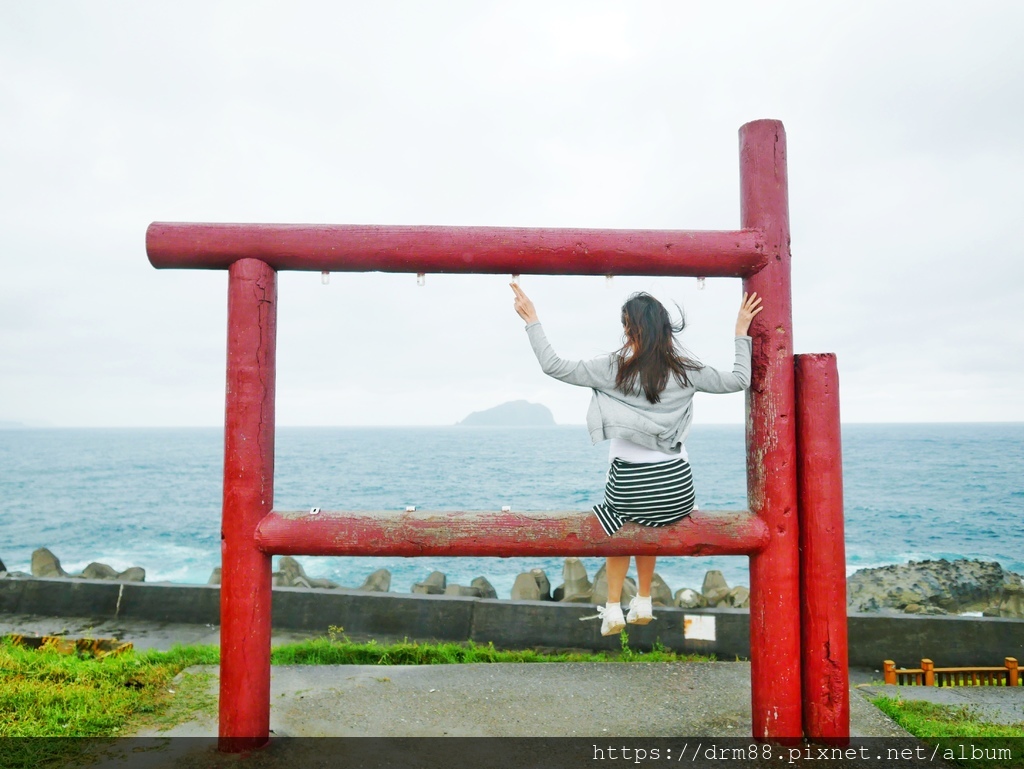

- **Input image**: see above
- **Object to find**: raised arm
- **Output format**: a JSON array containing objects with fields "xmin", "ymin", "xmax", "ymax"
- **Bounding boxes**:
[
  {"xmin": 692, "ymin": 292, "xmax": 763, "ymax": 393},
  {"xmin": 511, "ymin": 283, "xmax": 614, "ymax": 388}
]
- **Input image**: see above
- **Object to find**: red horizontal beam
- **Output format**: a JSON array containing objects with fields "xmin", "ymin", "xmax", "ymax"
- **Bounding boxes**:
[
  {"xmin": 255, "ymin": 509, "xmax": 770, "ymax": 558},
  {"xmin": 147, "ymin": 223, "xmax": 768, "ymax": 277}
]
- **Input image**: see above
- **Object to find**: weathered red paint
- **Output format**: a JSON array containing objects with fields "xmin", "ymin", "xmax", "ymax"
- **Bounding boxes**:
[
  {"xmin": 255, "ymin": 509, "xmax": 770, "ymax": 558},
  {"xmin": 146, "ymin": 223, "xmax": 767, "ymax": 277},
  {"xmin": 795, "ymin": 353, "xmax": 849, "ymax": 740},
  {"xmin": 219, "ymin": 258, "xmax": 277, "ymax": 751},
  {"xmin": 740, "ymin": 119, "xmax": 803, "ymax": 740}
]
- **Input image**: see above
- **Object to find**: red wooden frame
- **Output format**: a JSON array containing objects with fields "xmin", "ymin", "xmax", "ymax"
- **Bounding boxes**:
[{"xmin": 147, "ymin": 119, "xmax": 847, "ymax": 747}]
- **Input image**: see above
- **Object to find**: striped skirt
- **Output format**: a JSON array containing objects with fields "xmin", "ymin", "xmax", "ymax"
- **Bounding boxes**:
[{"xmin": 592, "ymin": 457, "xmax": 696, "ymax": 536}]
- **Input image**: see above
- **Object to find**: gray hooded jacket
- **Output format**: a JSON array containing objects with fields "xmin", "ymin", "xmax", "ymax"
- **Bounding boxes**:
[{"xmin": 525, "ymin": 322, "xmax": 752, "ymax": 455}]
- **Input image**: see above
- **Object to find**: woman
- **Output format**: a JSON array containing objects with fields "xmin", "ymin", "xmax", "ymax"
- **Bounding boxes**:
[{"xmin": 511, "ymin": 284, "xmax": 763, "ymax": 635}]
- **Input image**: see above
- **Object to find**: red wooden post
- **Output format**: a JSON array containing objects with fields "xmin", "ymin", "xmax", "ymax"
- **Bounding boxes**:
[
  {"xmin": 795, "ymin": 353, "xmax": 849, "ymax": 740},
  {"xmin": 740, "ymin": 119, "xmax": 803, "ymax": 740},
  {"xmin": 219, "ymin": 258, "xmax": 277, "ymax": 750}
]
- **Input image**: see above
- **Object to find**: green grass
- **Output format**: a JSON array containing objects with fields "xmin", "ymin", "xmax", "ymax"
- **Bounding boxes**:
[
  {"xmin": 272, "ymin": 626, "xmax": 704, "ymax": 665},
  {"xmin": 872, "ymin": 696, "xmax": 1023, "ymax": 769},
  {"xmin": 0, "ymin": 631, "xmax": 710, "ymax": 769},
  {"xmin": 0, "ymin": 641, "xmax": 216, "ymax": 738},
  {"xmin": 0, "ymin": 640, "xmax": 219, "ymax": 769},
  {"xmin": 15, "ymin": 633, "xmax": 1022, "ymax": 769}
]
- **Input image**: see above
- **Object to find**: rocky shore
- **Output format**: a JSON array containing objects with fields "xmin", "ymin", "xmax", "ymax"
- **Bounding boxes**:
[
  {"xmin": 846, "ymin": 558, "xmax": 1024, "ymax": 617},
  {"xmin": 3, "ymin": 549, "xmax": 1022, "ymax": 618}
]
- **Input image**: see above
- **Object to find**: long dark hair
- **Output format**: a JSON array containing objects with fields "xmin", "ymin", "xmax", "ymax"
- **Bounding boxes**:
[{"xmin": 614, "ymin": 292, "xmax": 702, "ymax": 403}]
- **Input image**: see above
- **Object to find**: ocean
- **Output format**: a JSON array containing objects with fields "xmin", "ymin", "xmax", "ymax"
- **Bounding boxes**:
[{"xmin": 1, "ymin": 424, "xmax": 1021, "ymax": 599}]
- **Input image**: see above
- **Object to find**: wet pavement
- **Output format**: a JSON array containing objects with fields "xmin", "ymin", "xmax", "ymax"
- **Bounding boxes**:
[{"xmin": 3, "ymin": 612, "xmax": 1021, "ymax": 768}]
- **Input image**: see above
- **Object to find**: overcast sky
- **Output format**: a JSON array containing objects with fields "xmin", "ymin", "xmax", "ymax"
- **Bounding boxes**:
[{"xmin": 2, "ymin": 2, "xmax": 1022, "ymax": 428}]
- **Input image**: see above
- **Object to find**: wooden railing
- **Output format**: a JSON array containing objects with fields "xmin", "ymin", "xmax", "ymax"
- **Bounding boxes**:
[{"xmin": 884, "ymin": 657, "xmax": 1019, "ymax": 686}]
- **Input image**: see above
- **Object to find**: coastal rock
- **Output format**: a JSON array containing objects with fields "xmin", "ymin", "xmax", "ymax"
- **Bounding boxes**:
[
  {"xmin": 412, "ymin": 571, "xmax": 447, "ymax": 595},
  {"xmin": 554, "ymin": 558, "xmax": 592, "ymax": 603},
  {"xmin": 726, "ymin": 586, "xmax": 750, "ymax": 608},
  {"xmin": 701, "ymin": 571, "xmax": 731, "ymax": 606},
  {"xmin": 308, "ymin": 578, "xmax": 339, "ymax": 590},
  {"xmin": 510, "ymin": 573, "xmax": 541, "ymax": 601},
  {"xmin": 530, "ymin": 569, "xmax": 552, "ymax": 601},
  {"xmin": 81, "ymin": 562, "xmax": 119, "ymax": 580},
  {"xmin": 704, "ymin": 589, "xmax": 729, "ymax": 606},
  {"xmin": 510, "ymin": 569, "xmax": 553, "ymax": 601},
  {"xmin": 269, "ymin": 557, "xmax": 336, "ymax": 589},
  {"xmin": 471, "ymin": 576, "xmax": 497, "ymax": 599},
  {"xmin": 69, "ymin": 562, "xmax": 146, "ymax": 582},
  {"xmin": 444, "ymin": 585, "xmax": 483, "ymax": 597},
  {"xmin": 118, "ymin": 566, "xmax": 146, "ymax": 582},
  {"xmin": 591, "ymin": 564, "xmax": 637, "ymax": 606},
  {"xmin": 510, "ymin": 569, "xmax": 555, "ymax": 601},
  {"xmin": 31, "ymin": 548, "xmax": 67, "ymax": 578},
  {"xmin": 650, "ymin": 573, "xmax": 673, "ymax": 606},
  {"xmin": 846, "ymin": 559, "xmax": 1024, "ymax": 614},
  {"xmin": 903, "ymin": 603, "xmax": 947, "ymax": 615},
  {"xmin": 591, "ymin": 565, "xmax": 607, "ymax": 605},
  {"xmin": 359, "ymin": 569, "xmax": 391, "ymax": 592},
  {"xmin": 0, "ymin": 556, "xmax": 5, "ymax": 572},
  {"xmin": 277, "ymin": 557, "xmax": 309, "ymax": 586},
  {"xmin": 674, "ymin": 588, "xmax": 707, "ymax": 609},
  {"xmin": 701, "ymin": 570, "xmax": 728, "ymax": 596},
  {"xmin": 1000, "ymin": 583, "xmax": 1024, "ymax": 619},
  {"xmin": 704, "ymin": 589, "xmax": 731, "ymax": 607},
  {"xmin": 208, "ymin": 568, "xmax": 222, "ymax": 585}
]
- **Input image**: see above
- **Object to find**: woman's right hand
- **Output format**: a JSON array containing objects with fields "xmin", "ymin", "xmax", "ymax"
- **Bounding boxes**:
[
  {"xmin": 511, "ymin": 283, "xmax": 539, "ymax": 325},
  {"xmin": 735, "ymin": 292, "xmax": 763, "ymax": 336}
]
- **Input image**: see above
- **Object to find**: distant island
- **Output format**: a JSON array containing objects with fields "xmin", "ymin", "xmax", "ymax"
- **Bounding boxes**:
[{"xmin": 458, "ymin": 400, "xmax": 556, "ymax": 427}]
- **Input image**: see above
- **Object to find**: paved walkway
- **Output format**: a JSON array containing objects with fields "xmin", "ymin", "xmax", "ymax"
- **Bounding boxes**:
[
  {"xmin": 4, "ymin": 613, "xmax": 1022, "ymax": 767},
  {"xmin": 131, "ymin": 661, "xmax": 909, "ymax": 739}
]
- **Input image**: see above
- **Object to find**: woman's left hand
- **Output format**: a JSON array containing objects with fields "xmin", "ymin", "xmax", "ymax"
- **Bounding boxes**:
[
  {"xmin": 735, "ymin": 292, "xmax": 763, "ymax": 336},
  {"xmin": 511, "ymin": 283, "xmax": 539, "ymax": 324}
]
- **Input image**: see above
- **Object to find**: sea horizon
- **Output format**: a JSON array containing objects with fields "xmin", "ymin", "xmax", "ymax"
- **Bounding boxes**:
[
  {"xmin": 2, "ymin": 423, "xmax": 1022, "ymax": 598},
  {"xmin": 2, "ymin": 420, "xmax": 1023, "ymax": 430}
]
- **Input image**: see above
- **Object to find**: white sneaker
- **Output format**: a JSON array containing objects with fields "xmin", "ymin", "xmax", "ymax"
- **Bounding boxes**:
[
  {"xmin": 598, "ymin": 604, "xmax": 626, "ymax": 636},
  {"xmin": 626, "ymin": 595, "xmax": 654, "ymax": 625}
]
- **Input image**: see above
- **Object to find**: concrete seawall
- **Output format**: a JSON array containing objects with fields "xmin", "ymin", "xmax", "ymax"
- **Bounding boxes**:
[{"xmin": 2, "ymin": 577, "xmax": 1022, "ymax": 668}]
